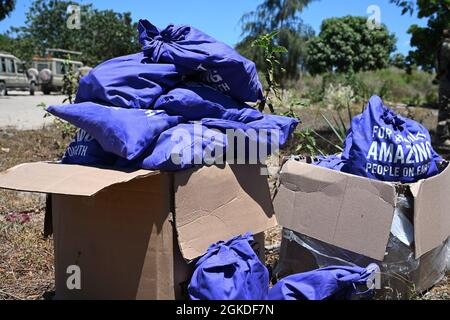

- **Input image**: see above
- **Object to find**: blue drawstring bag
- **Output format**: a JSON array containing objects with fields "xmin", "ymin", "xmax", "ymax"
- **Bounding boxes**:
[
  {"xmin": 47, "ymin": 102, "xmax": 183, "ymax": 161},
  {"xmin": 201, "ymin": 114, "xmax": 299, "ymax": 148},
  {"xmin": 113, "ymin": 112, "xmax": 297, "ymax": 171},
  {"xmin": 313, "ymin": 154, "xmax": 346, "ymax": 171},
  {"xmin": 115, "ymin": 123, "xmax": 227, "ymax": 171},
  {"xmin": 62, "ymin": 129, "xmax": 117, "ymax": 166},
  {"xmin": 188, "ymin": 233, "xmax": 269, "ymax": 300},
  {"xmin": 138, "ymin": 19, "xmax": 263, "ymax": 102},
  {"xmin": 200, "ymin": 114, "xmax": 298, "ymax": 164},
  {"xmin": 245, "ymin": 114, "xmax": 300, "ymax": 148},
  {"xmin": 75, "ymin": 52, "xmax": 185, "ymax": 109},
  {"xmin": 342, "ymin": 96, "xmax": 442, "ymax": 183},
  {"xmin": 268, "ymin": 264, "xmax": 378, "ymax": 300},
  {"xmin": 154, "ymin": 82, "xmax": 262, "ymax": 122},
  {"xmin": 314, "ymin": 127, "xmax": 354, "ymax": 170}
]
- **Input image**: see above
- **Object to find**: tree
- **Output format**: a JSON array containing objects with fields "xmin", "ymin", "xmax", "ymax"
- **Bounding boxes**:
[
  {"xmin": 306, "ymin": 16, "xmax": 396, "ymax": 74},
  {"xmin": 237, "ymin": 0, "xmax": 316, "ymax": 81},
  {"xmin": 251, "ymin": 31, "xmax": 288, "ymax": 112},
  {"xmin": 390, "ymin": 0, "xmax": 450, "ymax": 72},
  {"xmin": 0, "ymin": 34, "xmax": 12, "ymax": 50},
  {"xmin": 0, "ymin": 0, "xmax": 15, "ymax": 21},
  {"xmin": 389, "ymin": 53, "xmax": 408, "ymax": 69},
  {"xmin": 7, "ymin": 0, "xmax": 139, "ymax": 66},
  {"xmin": 0, "ymin": 32, "xmax": 34, "ymax": 63},
  {"xmin": 80, "ymin": 9, "xmax": 139, "ymax": 66}
]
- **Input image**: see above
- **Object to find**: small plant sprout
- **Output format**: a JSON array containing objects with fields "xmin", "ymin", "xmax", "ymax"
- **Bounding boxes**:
[{"xmin": 251, "ymin": 30, "xmax": 288, "ymax": 113}]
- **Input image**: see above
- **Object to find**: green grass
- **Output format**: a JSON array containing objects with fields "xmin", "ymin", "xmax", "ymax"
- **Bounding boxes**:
[{"xmin": 284, "ymin": 67, "xmax": 438, "ymax": 108}]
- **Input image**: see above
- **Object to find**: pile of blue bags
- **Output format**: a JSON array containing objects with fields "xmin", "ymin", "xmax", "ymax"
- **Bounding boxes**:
[
  {"xmin": 315, "ymin": 96, "xmax": 443, "ymax": 183},
  {"xmin": 188, "ymin": 233, "xmax": 377, "ymax": 300},
  {"xmin": 47, "ymin": 20, "xmax": 299, "ymax": 171}
]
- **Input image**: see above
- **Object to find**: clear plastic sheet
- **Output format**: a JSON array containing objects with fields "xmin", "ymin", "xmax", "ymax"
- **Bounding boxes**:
[
  {"xmin": 276, "ymin": 229, "xmax": 449, "ymax": 299},
  {"xmin": 447, "ymin": 240, "xmax": 450, "ymax": 271}
]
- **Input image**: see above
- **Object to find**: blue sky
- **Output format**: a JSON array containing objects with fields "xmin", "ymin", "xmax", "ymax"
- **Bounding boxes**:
[{"xmin": 0, "ymin": 0, "xmax": 427, "ymax": 55}]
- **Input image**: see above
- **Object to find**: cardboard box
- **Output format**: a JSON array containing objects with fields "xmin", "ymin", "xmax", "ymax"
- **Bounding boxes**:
[
  {"xmin": 0, "ymin": 162, "xmax": 276, "ymax": 299},
  {"xmin": 273, "ymin": 160, "xmax": 450, "ymax": 261},
  {"xmin": 273, "ymin": 160, "xmax": 450, "ymax": 297}
]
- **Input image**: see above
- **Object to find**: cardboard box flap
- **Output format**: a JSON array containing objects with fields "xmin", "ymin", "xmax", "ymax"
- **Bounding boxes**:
[
  {"xmin": 174, "ymin": 164, "xmax": 276, "ymax": 261},
  {"xmin": 273, "ymin": 160, "xmax": 397, "ymax": 261},
  {"xmin": 411, "ymin": 164, "xmax": 450, "ymax": 258},
  {"xmin": 0, "ymin": 162, "xmax": 157, "ymax": 196}
]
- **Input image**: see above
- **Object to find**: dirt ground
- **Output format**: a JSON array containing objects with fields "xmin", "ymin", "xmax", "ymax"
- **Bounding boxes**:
[
  {"xmin": 0, "ymin": 120, "xmax": 448, "ymax": 300},
  {"xmin": 0, "ymin": 126, "xmax": 68, "ymax": 299}
]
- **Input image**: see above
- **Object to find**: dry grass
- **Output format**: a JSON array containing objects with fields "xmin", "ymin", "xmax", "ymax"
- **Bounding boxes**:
[
  {"xmin": 0, "ymin": 126, "xmax": 69, "ymax": 300},
  {"xmin": 0, "ymin": 213, "xmax": 54, "ymax": 300}
]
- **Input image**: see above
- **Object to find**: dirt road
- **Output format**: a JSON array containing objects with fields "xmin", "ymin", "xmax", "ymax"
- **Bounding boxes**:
[{"xmin": 0, "ymin": 91, "xmax": 67, "ymax": 130}]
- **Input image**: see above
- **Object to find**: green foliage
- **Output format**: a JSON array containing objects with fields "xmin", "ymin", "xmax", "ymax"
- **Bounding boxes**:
[
  {"xmin": 251, "ymin": 31, "xmax": 288, "ymax": 112},
  {"xmin": 0, "ymin": 0, "xmax": 15, "ymax": 21},
  {"xmin": 237, "ymin": 0, "xmax": 315, "ymax": 81},
  {"xmin": 389, "ymin": 53, "xmax": 408, "ymax": 69},
  {"xmin": 0, "ymin": 34, "xmax": 12, "ymax": 51},
  {"xmin": 279, "ymin": 105, "xmax": 324, "ymax": 156},
  {"xmin": 284, "ymin": 66, "xmax": 438, "ymax": 153},
  {"xmin": 37, "ymin": 55, "xmax": 80, "ymax": 139},
  {"xmin": 294, "ymin": 67, "xmax": 437, "ymax": 107},
  {"xmin": 306, "ymin": 16, "xmax": 397, "ymax": 74},
  {"xmin": 37, "ymin": 102, "xmax": 76, "ymax": 139},
  {"xmin": 0, "ymin": 33, "xmax": 34, "ymax": 65},
  {"xmin": 293, "ymin": 129, "xmax": 323, "ymax": 156},
  {"xmin": 61, "ymin": 58, "xmax": 80, "ymax": 104},
  {"xmin": 76, "ymin": 8, "xmax": 139, "ymax": 66},
  {"xmin": 240, "ymin": 0, "xmax": 316, "ymax": 36},
  {"xmin": 5, "ymin": 0, "xmax": 140, "ymax": 66},
  {"xmin": 391, "ymin": 0, "xmax": 450, "ymax": 71}
]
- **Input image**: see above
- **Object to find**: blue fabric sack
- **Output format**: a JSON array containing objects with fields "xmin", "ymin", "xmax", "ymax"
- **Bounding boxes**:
[
  {"xmin": 62, "ymin": 129, "xmax": 117, "ymax": 166},
  {"xmin": 153, "ymin": 82, "xmax": 262, "ymax": 122},
  {"xmin": 188, "ymin": 233, "xmax": 269, "ymax": 300},
  {"xmin": 268, "ymin": 264, "xmax": 378, "ymax": 300},
  {"xmin": 115, "ymin": 123, "xmax": 227, "ymax": 171},
  {"xmin": 138, "ymin": 19, "xmax": 263, "ymax": 102},
  {"xmin": 342, "ymin": 96, "xmax": 442, "ymax": 183},
  {"xmin": 47, "ymin": 102, "xmax": 183, "ymax": 160},
  {"xmin": 313, "ymin": 154, "xmax": 346, "ymax": 171},
  {"xmin": 116, "ymin": 112, "xmax": 298, "ymax": 171},
  {"xmin": 75, "ymin": 52, "xmax": 185, "ymax": 109},
  {"xmin": 245, "ymin": 114, "xmax": 299, "ymax": 147},
  {"xmin": 201, "ymin": 114, "xmax": 299, "ymax": 148},
  {"xmin": 200, "ymin": 115, "xmax": 298, "ymax": 164}
]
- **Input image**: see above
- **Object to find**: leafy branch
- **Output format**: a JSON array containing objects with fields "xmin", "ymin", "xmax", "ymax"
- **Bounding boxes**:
[
  {"xmin": 252, "ymin": 30, "xmax": 288, "ymax": 113},
  {"xmin": 62, "ymin": 58, "xmax": 81, "ymax": 104}
]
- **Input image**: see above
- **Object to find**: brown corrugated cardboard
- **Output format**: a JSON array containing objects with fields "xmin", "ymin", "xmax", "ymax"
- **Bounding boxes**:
[
  {"xmin": 0, "ymin": 162, "xmax": 156, "ymax": 196},
  {"xmin": 410, "ymin": 168, "xmax": 450, "ymax": 257},
  {"xmin": 0, "ymin": 162, "xmax": 275, "ymax": 299},
  {"xmin": 273, "ymin": 160, "xmax": 450, "ymax": 260},
  {"xmin": 51, "ymin": 174, "xmax": 177, "ymax": 299},
  {"xmin": 274, "ymin": 160, "xmax": 396, "ymax": 260},
  {"xmin": 174, "ymin": 164, "xmax": 275, "ymax": 260}
]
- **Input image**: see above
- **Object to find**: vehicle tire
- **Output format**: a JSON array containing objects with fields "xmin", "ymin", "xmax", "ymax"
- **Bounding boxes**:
[
  {"xmin": 0, "ymin": 82, "xmax": 5, "ymax": 96},
  {"xmin": 42, "ymin": 87, "xmax": 51, "ymax": 95},
  {"xmin": 30, "ymin": 82, "xmax": 36, "ymax": 96}
]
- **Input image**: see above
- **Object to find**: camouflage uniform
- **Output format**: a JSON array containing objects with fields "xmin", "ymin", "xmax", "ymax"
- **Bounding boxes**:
[{"xmin": 436, "ymin": 29, "xmax": 450, "ymax": 148}]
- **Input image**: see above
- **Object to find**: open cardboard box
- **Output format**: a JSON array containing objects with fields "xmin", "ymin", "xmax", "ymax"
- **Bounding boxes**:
[
  {"xmin": 273, "ymin": 159, "xmax": 450, "ymax": 261},
  {"xmin": 0, "ymin": 162, "xmax": 276, "ymax": 299}
]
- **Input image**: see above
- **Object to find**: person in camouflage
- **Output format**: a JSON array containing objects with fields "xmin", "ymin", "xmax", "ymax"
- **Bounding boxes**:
[{"xmin": 436, "ymin": 29, "xmax": 450, "ymax": 150}]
